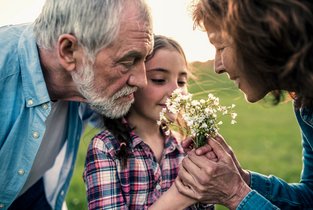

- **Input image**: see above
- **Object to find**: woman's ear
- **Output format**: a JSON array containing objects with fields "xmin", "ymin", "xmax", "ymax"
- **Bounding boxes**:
[{"xmin": 57, "ymin": 34, "xmax": 80, "ymax": 72}]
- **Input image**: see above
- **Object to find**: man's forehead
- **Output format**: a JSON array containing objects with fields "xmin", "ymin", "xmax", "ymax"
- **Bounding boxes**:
[{"xmin": 120, "ymin": 0, "xmax": 151, "ymax": 25}]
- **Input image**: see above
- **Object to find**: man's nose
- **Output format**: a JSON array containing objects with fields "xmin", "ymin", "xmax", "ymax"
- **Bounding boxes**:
[{"xmin": 127, "ymin": 62, "xmax": 147, "ymax": 88}]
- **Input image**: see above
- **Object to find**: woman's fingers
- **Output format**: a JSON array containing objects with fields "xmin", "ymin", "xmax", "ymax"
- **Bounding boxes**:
[
  {"xmin": 195, "ymin": 143, "xmax": 213, "ymax": 155},
  {"xmin": 181, "ymin": 137, "xmax": 195, "ymax": 153}
]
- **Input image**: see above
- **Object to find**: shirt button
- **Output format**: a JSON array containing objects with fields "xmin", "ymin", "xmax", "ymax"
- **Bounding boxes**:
[
  {"xmin": 156, "ymin": 184, "xmax": 161, "ymax": 191},
  {"xmin": 27, "ymin": 99, "xmax": 34, "ymax": 106},
  {"xmin": 60, "ymin": 191, "xmax": 64, "ymax": 196},
  {"xmin": 42, "ymin": 103, "xmax": 49, "ymax": 110},
  {"xmin": 32, "ymin": 131, "xmax": 40, "ymax": 139},
  {"xmin": 18, "ymin": 169, "xmax": 25, "ymax": 175}
]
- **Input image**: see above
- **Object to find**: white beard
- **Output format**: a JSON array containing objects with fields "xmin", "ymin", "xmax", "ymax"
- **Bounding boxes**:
[{"xmin": 71, "ymin": 62, "xmax": 137, "ymax": 118}]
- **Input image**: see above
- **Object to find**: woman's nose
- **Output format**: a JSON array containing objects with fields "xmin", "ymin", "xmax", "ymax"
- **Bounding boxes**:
[{"xmin": 214, "ymin": 52, "xmax": 225, "ymax": 74}]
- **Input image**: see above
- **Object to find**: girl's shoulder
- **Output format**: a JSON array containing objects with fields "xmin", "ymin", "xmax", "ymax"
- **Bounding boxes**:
[{"xmin": 87, "ymin": 129, "xmax": 121, "ymax": 158}]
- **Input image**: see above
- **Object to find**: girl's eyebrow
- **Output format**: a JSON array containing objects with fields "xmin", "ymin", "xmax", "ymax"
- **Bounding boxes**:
[
  {"xmin": 147, "ymin": 68, "xmax": 188, "ymax": 76},
  {"xmin": 147, "ymin": 68, "xmax": 168, "ymax": 73}
]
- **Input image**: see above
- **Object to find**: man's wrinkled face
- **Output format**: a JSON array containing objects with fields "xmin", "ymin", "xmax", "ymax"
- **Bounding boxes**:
[{"xmin": 72, "ymin": 2, "xmax": 153, "ymax": 118}]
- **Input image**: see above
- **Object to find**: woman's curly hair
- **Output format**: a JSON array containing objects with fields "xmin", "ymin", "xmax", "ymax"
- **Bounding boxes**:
[
  {"xmin": 226, "ymin": 0, "xmax": 313, "ymax": 107},
  {"xmin": 192, "ymin": 0, "xmax": 313, "ymax": 108}
]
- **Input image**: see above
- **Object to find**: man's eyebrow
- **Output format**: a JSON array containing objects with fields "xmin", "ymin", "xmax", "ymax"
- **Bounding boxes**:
[{"xmin": 119, "ymin": 50, "xmax": 143, "ymax": 60}]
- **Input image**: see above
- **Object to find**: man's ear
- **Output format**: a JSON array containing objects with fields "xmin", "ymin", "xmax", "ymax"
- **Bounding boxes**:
[{"xmin": 57, "ymin": 34, "xmax": 80, "ymax": 72}]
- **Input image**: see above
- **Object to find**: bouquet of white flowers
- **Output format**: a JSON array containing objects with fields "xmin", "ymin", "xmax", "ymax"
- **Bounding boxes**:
[{"xmin": 158, "ymin": 88, "xmax": 237, "ymax": 148}]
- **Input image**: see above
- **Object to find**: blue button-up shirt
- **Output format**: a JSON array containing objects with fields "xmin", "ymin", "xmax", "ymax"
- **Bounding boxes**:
[
  {"xmin": 238, "ymin": 105, "xmax": 313, "ymax": 209},
  {"xmin": 0, "ymin": 24, "xmax": 98, "ymax": 209}
]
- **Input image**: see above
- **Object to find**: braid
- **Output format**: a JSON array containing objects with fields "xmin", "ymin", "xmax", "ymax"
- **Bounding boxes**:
[{"xmin": 103, "ymin": 117, "xmax": 133, "ymax": 168}]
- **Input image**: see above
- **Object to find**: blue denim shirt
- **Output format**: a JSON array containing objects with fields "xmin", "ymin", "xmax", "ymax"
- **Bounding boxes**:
[
  {"xmin": 238, "ymin": 105, "xmax": 313, "ymax": 209},
  {"xmin": 0, "ymin": 24, "xmax": 98, "ymax": 209}
]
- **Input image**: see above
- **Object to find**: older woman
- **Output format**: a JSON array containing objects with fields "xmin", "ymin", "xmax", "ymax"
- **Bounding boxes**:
[{"xmin": 176, "ymin": 0, "xmax": 313, "ymax": 209}]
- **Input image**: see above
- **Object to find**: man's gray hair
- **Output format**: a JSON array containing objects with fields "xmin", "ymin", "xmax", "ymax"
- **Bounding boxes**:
[{"xmin": 33, "ymin": 0, "xmax": 152, "ymax": 59}]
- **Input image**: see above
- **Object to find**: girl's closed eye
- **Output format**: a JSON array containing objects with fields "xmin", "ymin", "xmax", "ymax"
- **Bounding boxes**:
[
  {"xmin": 151, "ymin": 78, "xmax": 166, "ymax": 85},
  {"xmin": 178, "ymin": 80, "xmax": 187, "ymax": 87},
  {"xmin": 178, "ymin": 74, "xmax": 188, "ymax": 87}
]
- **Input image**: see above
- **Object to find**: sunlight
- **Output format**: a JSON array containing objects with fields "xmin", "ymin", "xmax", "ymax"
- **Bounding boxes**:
[
  {"xmin": 0, "ymin": 0, "xmax": 44, "ymax": 25},
  {"xmin": 0, "ymin": 0, "xmax": 215, "ymax": 62},
  {"xmin": 146, "ymin": 0, "xmax": 215, "ymax": 62}
]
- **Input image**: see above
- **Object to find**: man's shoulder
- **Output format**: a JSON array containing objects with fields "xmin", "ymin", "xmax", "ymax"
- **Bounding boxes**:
[
  {"xmin": 0, "ymin": 24, "xmax": 32, "ymax": 78},
  {"xmin": 0, "ymin": 24, "xmax": 29, "ymax": 46}
]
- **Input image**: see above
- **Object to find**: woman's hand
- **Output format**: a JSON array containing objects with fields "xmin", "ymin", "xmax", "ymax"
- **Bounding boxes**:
[
  {"xmin": 181, "ymin": 134, "xmax": 250, "ymax": 185},
  {"xmin": 195, "ymin": 134, "xmax": 250, "ymax": 185},
  {"xmin": 181, "ymin": 137, "xmax": 195, "ymax": 153},
  {"xmin": 176, "ymin": 138, "xmax": 251, "ymax": 209},
  {"xmin": 181, "ymin": 137, "xmax": 218, "ymax": 162}
]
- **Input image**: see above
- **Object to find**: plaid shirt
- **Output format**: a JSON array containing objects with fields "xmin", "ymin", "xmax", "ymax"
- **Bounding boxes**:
[{"xmin": 84, "ymin": 125, "xmax": 212, "ymax": 210}]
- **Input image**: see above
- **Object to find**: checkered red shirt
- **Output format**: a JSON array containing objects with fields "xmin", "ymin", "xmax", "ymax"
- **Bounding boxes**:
[{"xmin": 83, "ymin": 126, "xmax": 212, "ymax": 210}]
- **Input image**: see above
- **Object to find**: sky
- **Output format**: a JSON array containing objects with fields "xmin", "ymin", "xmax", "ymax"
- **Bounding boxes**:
[{"xmin": 0, "ymin": 0, "xmax": 215, "ymax": 62}]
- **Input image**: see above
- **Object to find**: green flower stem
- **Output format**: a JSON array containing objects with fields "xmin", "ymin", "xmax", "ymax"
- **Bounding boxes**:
[{"xmin": 194, "ymin": 133, "xmax": 207, "ymax": 148}]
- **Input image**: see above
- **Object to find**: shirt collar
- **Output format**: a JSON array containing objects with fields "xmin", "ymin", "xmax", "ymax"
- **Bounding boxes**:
[
  {"xmin": 299, "ymin": 106, "xmax": 313, "ymax": 127},
  {"xmin": 121, "ymin": 118, "xmax": 183, "ymax": 153},
  {"xmin": 19, "ymin": 24, "xmax": 50, "ymax": 107},
  {"xmin": 164, "ymin": 133, "xmax": 184, "ymax": 155}
]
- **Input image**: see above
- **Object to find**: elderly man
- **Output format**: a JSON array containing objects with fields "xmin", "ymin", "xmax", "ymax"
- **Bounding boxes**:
[{"xmin": 0, "ymin": 0, "xmax": 153, "ymax": 209}]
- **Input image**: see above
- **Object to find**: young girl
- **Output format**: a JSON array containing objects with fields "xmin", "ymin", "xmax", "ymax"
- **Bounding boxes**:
[{"xmin": 83, "ymin": 35, "xmax": 213, "ymax": 209}]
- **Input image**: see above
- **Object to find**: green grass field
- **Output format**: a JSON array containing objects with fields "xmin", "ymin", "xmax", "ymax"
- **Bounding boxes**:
[{"xmin": 66, "ymin": 61, "xmax": 302, "ymax": 210}]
